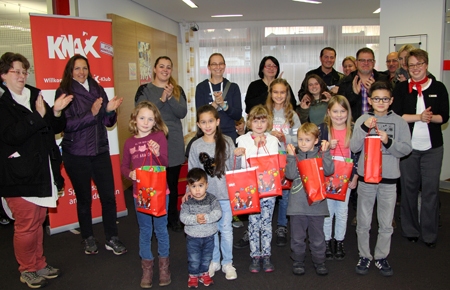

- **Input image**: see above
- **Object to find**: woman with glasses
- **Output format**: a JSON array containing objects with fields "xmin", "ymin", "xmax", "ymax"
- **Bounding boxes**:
[
  {"xmin": 244, "ymin": 56, "xmax": 297, "ymax": 114},
  {"xmin": 297, "ymin": 74, "xmax": 332, "ymax": 125},
  {"xmin": 0, "ymin": 52, "xmax": 73, "ymax": 288},
  {"xmin": 195, "ymin": 53, "xmax": 242, "ymax": 143},
  {"xmin": 396, "ymin": 44, "xmax": 435, "ymax": 84},
  {"xmin": 392, "ymin": 49, "xmax": 449, "ymax": 249}
]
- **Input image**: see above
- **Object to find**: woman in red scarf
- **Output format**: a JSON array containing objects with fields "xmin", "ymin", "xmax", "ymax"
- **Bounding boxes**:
[{"xmin": 391, "ymin": 49, "xmax": 449, "ymax": 249}]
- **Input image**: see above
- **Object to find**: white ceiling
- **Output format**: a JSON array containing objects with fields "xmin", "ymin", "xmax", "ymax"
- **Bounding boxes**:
[
  {"xmin": 131, "ymin": 0, "xmax": 380, "ymax": 23},
  {"xmin": 0, "ymin": 0, "xmax": 47, "ymax": 21},
  {"xmin": 0, "ymin": 0, "xmax": 380, "ymax": 23}
]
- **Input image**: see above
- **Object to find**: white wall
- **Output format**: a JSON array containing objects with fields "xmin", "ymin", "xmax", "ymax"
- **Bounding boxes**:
[{"xmin": 380, "ymin": 0, "xmax": 450, "ymax": 180}]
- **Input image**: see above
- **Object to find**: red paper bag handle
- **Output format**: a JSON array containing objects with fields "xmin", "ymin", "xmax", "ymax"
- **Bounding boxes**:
[
  {"xmin": 366, "ymin": 118, "xmax": 380, "ymax": 136},
  {"xmin": 141, "ymin": 149, "xmax": 163, "ymax": 168}
]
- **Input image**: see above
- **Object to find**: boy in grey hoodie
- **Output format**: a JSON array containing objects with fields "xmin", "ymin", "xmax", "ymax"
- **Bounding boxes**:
[
  {"xmin": 285, "ymin": 123, "xmax": 334, "ymax": 276},
  {"xmin": 350, "ymin": 81, "xmax": 412, "ymax": 277},
  {"xmin": 180, "ymin": 168, "xmax": 222, "ymax": 288}
]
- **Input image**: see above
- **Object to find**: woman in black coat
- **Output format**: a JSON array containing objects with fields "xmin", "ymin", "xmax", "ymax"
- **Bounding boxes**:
[{"xmin": 0, "ymin": 52, "xmax": 72, "ymax": 289}]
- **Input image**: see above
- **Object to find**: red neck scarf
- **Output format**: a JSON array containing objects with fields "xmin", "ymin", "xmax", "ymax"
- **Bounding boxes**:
[{"xmin": 409, "ymin": 76, "xmax": 429, "ymax": 96}]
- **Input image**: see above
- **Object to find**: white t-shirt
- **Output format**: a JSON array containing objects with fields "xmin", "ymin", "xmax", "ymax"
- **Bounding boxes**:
[{"xmin": 411, "ymin": 81, "xmax": 432, "ymax": 151}]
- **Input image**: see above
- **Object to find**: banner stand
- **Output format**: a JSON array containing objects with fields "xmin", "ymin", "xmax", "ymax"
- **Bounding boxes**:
[
  {"xmin": 30, "ymin": 14, "xmax": 127, "ymax": 235},
  {"xmin": 46, "ymin": 209, "xmax": 128, "ymax": 235}
]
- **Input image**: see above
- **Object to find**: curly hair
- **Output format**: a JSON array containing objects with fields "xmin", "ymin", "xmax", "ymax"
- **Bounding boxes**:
[{"xmin": 129, "ymin": 101, "xmax": 168, "ymax": 136}]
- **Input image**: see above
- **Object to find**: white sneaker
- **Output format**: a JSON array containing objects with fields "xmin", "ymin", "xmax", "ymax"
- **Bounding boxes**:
[
  {"xmin": 208, "ymin": 261, "xmax": 221, "ymax": 277},
  {"xmin": 222, "ymin": 263, "xmax": 237, "ymax": 280}
]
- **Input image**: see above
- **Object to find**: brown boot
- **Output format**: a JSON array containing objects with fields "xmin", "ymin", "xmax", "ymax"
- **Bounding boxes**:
[
  {"xmin": 140, "ymin": 259, "xmax": 153, "ymax": 288},
  {"xmin": 158, "ymin": 256, "xmax": 171, "ymax": 286}
]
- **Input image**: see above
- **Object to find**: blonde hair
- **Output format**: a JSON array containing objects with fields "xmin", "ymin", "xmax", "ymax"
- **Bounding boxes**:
[
  {"xmin": 342, "ymin": 56, "xmax": 356, "ymax": 67},
  {"xmin": 235, "ymin": 117, "xmax": 245, "ymax": 126},
  {"xmin": 298, "ymin": 122, "xmax": 319, "ymax": 139},
  {"xmin": 324, "ymin": 95, "xmax": 352, "ymax": 147},
  {"xmin": 129, "ymin": 101, "xmax": 168, "ymax": 136},
  {"xmin": 246, "ymin": 105, "xmax": 273, "ymax": 131},
  {"xmin": 152, "ymin": 56, "xmax": 181, "ymax": 101},
  {"xmin": 398, "ymin": 44, "xmax": 416, "ymax": 56},
  {"xmin": 265, "ymin": 78, "xmax": 295, "ymax": 127}
]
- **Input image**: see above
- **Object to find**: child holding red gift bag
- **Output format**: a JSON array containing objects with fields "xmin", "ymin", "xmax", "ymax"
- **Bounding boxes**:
[
  {"xmin": 235, "ymin": 105, "xmax": 279, "ymax": 273},
  {"xmin": 120, "ymin": 101, "xmax": 171, "ymax": 288},
  {"xmin": 320, "ymin": 96, "xmax": 359, "ymax": 261},
  {"xmin": 186, "ymin": 105, "xmax": 237, "ymax": 281},
  {"xmin": 350, "ymin": 81, "xmax": 411, "ymax": 277},
  {"xmin": 285, "ymin": 123, "xmax": 334, "ymax": 276},
  {"xmin": 266, "ymin": 78, "xmax": 301, "ymax": 247}
]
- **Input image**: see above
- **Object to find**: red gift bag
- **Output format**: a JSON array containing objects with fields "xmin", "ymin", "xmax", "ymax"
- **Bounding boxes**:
[
  {"xmin": 325, "ymin": 156, "xmax": 353, "ymax": 201},
  {"xmin": 135, "ymin": 152, "xmax": 167, "ymax": 217},
  {"xmin": 225, "ymin": 157, "xmax": 261, "ymax": 215},
  {"xmin": 248, "ymin": 147, "xmax": 282, "ymax": 198},
  {"xmin": 279, "ymin": 151, "xmax": 293, "ymax": 190},
  {"xmin": 296, "ymin": 157, "xmax": 326, "ymax": 205},
  {"xmin": 364, "ymin": 125, "xmax": 382, "ymax": 183}
]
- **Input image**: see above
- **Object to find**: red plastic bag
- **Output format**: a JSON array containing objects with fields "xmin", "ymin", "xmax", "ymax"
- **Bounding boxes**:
[
  {"xmin": 278, "ymin": 151, "xmax": 293, "ymax": 190},
  {"xmin": 135, "ymin": 152, "xmax": 167, "ymax": 217},
  {"xmin": 364, "ymin": 124, "xmax": 382, "ymax": 183},
  {"xmin": 225, "ymin": 163, "xmax": 261, "ymax": 216},
  {"xmin": 325, "ymin": 156, "xmax": 353, "ymax": 201},
  {"xmin": 248, "ymin": 148, "xmax": 282, "ymax": 198},
  {"xmin": 297, "ymin": 157, "xmax": 326, "ymax": 205}
]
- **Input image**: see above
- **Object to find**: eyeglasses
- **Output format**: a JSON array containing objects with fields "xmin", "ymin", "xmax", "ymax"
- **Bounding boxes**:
[
  {"xmin": 264, "ymin": 65, "xmax": 278, "ymax": 69},
  {"xmin": 357, "ymin": 59, "xmax": 375, "ymax": 64},
  {"xmin": 8, "ymin": 70, "xmax": 29, "ymax": 76},
  {"xmin": 370, "ymin": 97, "xmax": 391, "ymax": 103},
  {"xmin": 209, "ymin": 62, "xmax": 225, "ymax": 68},
  {"xmin": 408, "ymin": 62, "xmax": 426, "ymax": 69},
  {"xmin": 386, "ymin": 59, "xmax": 398, "ymax": 63}
]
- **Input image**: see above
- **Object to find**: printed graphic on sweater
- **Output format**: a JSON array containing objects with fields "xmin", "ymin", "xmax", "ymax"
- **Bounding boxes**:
[{"xmin": 375, "ymin": 122, "xmax": 395, "ymax": 154}]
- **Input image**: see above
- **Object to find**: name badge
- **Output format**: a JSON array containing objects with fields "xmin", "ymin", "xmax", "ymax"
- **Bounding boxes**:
[{"xmin": 429, "ymin": 94, "xmax": 437, "ymax": 98}]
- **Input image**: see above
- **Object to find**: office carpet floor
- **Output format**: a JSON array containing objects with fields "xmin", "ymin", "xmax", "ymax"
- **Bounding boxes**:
[{"xmin": 1, "ymin": 189, "xmax": 449, "ymax": 290}]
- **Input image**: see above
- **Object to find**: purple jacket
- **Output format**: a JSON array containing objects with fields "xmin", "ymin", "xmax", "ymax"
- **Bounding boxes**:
[{"xmin": 56, "ymin": 77, "xmax": 116, "ymax": 156}]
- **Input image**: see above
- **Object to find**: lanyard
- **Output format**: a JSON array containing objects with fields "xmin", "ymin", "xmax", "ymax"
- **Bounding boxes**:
[{"xmin": 208, "ymin": 81, "xmax": 223, "ymax": 101}]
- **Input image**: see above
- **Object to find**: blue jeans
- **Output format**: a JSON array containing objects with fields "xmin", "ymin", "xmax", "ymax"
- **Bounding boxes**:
[
  {"xmin": 187, "ymin": 235, "xmax": 214, "ymax": 275},
  {"xmin": 323, "ymin": 188, "xmax": 351, "ymax": 241},
  {"xmin": 135, "ymin": 195, "xmax": 170, "ymax": 260},
  {"xmin": 277, "ymin": 189, "xmax": 289, "ymax": 227},
  {"xmin": 212, "ymin": 200, "xmax": 233, "ymax": 266}
]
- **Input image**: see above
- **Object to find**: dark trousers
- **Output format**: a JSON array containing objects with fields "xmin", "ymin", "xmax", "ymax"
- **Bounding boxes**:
[
  {"xmin": 400, "ymin": 147, "xmax": 443, "ymax": 243},
  {"xmin": 290, "ymin": 215, "xmax": 325, "ymax": 265},
  {"xmin": 186, "ymin": 235, "xmax": 214, "ymax": 275},
  {"xmin": 63, "ymin": 151, "xmax": 118, "ymax": 240},
  {"xmin": 167, "ymin": 164, "xmax": 182, "ymax": 226}
]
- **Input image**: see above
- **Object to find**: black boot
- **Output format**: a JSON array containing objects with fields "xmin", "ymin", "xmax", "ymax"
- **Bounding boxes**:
[
  {"xmin": 325, "ymin": 240, "xmax": 333, "ymax": 260},
  {"xmin": 334, "ymin": 240, "xmax": 345, "ymax": 260}
]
